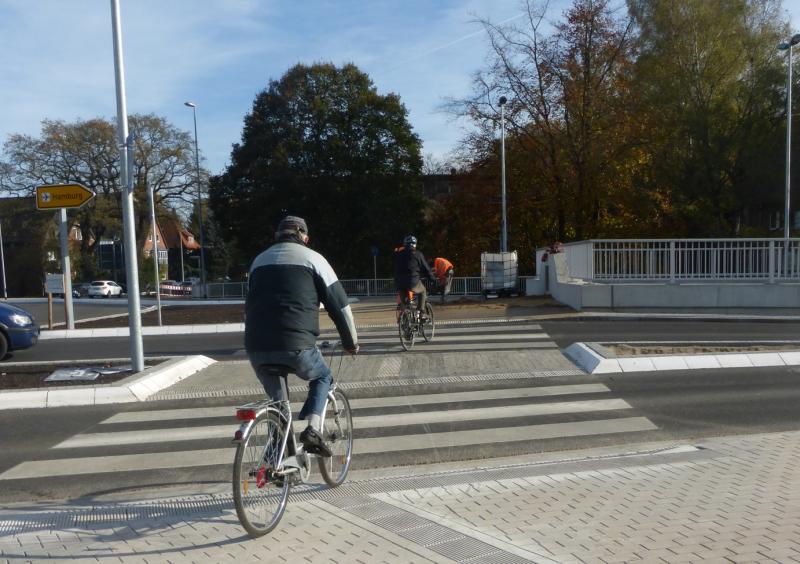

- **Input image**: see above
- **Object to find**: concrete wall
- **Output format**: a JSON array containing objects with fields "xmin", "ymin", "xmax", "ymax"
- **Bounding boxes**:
[{"xmin": 545, "ymin": 253, "xmax": 800, "ymax": 310}]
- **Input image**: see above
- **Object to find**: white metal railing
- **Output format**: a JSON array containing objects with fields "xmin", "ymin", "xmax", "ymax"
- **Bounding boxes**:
[
  {"xmin": 560, "ymin": 239, "xmax": 800, "ymax": 282},
  {"xmin": 340, "ymin": 277, "xmax": 489, "ymax": 297},
  {"xmin": 206, "ymin": 282, "xmax": 248, "ymax": 298},
  {"xmin": 200, "ymin": 276, "xmax": 530, "ymax": 299}
]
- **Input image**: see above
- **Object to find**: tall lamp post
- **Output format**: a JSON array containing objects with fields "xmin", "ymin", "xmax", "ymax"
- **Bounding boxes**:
[
  {"xmin": 499, "ymin": 96, "xmax": 508, "ymax": 253},
  {"xmin": 779, "ymin": 34, "xmax": 800, "ymax": 277},
  {"xmin": 184, "ymin": 101, "xmax": 207, "ymax": 295},
  {"xmin": 0, "ymin": 220, "xmax": 6, "ymax": 300}
]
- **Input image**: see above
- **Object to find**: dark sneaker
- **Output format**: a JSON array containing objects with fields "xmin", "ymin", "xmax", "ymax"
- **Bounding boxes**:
[{"xmin": 299, "ymin": 426, "xmax": 332, "ymax": 457}]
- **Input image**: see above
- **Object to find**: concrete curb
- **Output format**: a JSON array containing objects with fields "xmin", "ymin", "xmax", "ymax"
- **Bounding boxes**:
[
  {"xmin": 565, "ymin": 342, "xmax": 800, "ymax": 374},
  {"xmin": 0, "ymin": 355, "xmax": 216, "ymax": 410},
  {"xmin": 40, "ymin": 324, "xmax": 246, "ymax": 340}
]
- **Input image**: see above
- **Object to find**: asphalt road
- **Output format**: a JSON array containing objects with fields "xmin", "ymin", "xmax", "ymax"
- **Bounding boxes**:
[
  {"xmin": 9, "ymin": 299, "xmax": 136, "ymax": 327},
  {"xmin": 10, "ymin": 319, "xmax": 800, "ymax": 364},
  {"xmin": 540, "ymin": 319, "xmax": 800, "ymax": 348}
]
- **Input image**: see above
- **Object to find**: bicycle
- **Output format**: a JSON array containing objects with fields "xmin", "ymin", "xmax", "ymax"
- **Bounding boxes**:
[
  {"xmin": 396, "ymin": 290, "xmax": 435, "ymax": 351},
  {"xmin": 231, "ymin": 346, "xmax": 354, "ymax": 538}
]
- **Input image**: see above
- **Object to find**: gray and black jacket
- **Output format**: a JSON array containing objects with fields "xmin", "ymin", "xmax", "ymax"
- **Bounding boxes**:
[{"xmin": 245, "ymin": 236, "xmax": 357, "ymax": 352}]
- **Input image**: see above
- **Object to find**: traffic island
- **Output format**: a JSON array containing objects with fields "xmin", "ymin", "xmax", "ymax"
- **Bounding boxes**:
[
  {"xmin": 566, "ymin": 341, "xmax": 800, "ymax": 374},
  {"xmin": 0, "ymin": 355, "xmax": 216, "ymax": 409}
]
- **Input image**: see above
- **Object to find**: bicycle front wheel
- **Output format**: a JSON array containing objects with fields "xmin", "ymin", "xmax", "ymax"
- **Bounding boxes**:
[
  {"xmin": 421, "ymin": 302, "xmax": 435, "ymax": 342},
  {"xmin": 232, "ymin": 411, "xmax": 290, "ymax": 537},
  {"xmin": 318, "ymin": 389, "xmax": 354, "ymax": 487},
  {"xmin": 398, "ymin": 308, "xmax": 416, "ymax": 350}
]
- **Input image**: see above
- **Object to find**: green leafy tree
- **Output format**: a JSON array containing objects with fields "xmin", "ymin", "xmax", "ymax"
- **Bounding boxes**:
[
  {"xmin": 209, "ymin": 63, "xmax": 426, "ymax": 276},
  {"xmin": 628, "ymin": 0, "xmax": 789, "ymax": 235},
  {"xmin": 0, "ymin": 198, "xmax": 54, "ymax": 296}
]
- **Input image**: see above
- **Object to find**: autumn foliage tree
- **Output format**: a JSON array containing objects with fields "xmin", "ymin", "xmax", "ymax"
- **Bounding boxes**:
[{"xmin": 444, "ymin": 0, "xmax": 793, "ymax": 264}]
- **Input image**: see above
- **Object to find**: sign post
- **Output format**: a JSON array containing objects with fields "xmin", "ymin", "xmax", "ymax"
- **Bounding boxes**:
[
  {"xmin": 370, "ymin": 245, "xmax": 379, "ymax": 296},
  {"xmin": 44, "ymin": 273, "xmax": 64, "ymax": 329},
  {"xmin": 36, "ymin": 183, "xmax": 96, "ymax": 330}
]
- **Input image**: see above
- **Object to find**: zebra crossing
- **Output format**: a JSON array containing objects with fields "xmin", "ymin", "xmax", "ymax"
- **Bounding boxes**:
[
  {"xmin": 0, "ymin": 382, "xmax": 658, "ymax": 482},
  {"xmin": 325, "ymin": 320, "xmax": 559, "ymax": 354}
]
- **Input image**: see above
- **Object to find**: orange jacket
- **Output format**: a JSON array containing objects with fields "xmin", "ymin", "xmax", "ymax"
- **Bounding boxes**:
[{"xmin": 433, "ymin": 257, "xmax": 454, "ymax": 281}]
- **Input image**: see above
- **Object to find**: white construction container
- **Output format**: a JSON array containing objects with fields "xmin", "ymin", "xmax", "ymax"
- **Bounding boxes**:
[{"xmin": 480, "ymin": 251, "xmax": 518, "ymax": 297}]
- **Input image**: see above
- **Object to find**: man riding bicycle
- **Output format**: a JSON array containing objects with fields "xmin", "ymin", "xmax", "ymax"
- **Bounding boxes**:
[
  {"xmin": 393, "ymin": 235, "xmax": 436, "ymax": 320},
  {"xmin": 245, "ymin": 215, "xmax": 358, "ymax": 457}
]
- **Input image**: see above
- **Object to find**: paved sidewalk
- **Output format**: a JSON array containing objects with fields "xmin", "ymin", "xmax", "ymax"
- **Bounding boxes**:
[{"xmin": 2, "ymin": 430, "xmax": 799, "ymax": 563}]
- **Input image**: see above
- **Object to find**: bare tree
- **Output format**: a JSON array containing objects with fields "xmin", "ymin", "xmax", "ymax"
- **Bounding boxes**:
[{"xmin": 450, "ymin": 0, "xmax": 642, "ymax": 242}]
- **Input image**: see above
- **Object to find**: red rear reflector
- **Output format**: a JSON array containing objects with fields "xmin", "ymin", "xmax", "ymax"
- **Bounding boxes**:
[
  {"xmin": 234, "ymin": 430, "xmax": 243, "ymax": 441},
  {"xmin": 236, "ymin": 409, "xmax": 257, "ymax": 421}
]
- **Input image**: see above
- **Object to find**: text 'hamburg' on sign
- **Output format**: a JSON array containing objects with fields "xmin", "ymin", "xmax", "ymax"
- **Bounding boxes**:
[{"xmin": 35, "ymin": 183, "xmax": 96, "ymax": 210}]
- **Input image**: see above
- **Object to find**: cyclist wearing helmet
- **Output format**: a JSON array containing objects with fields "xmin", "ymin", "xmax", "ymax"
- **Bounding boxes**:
[
  {"xmin": 393, "ymin": 235, "xmax": 436, "ymax": 319},
  {"xmin": 245, "ymin": 215, "xmax": 358, "ymax": 457}
]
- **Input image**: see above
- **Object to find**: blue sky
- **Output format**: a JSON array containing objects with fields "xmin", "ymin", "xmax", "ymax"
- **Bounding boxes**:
[{"xmin": 1, "ymin": 0, "xmax": 799, "ymax": 176}]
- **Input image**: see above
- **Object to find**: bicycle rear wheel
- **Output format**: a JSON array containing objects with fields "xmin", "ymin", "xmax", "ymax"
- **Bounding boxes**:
[
  {"xmin": 318, "ymin": 388, "xmax": 354, "ymax": 487},
  {"xmin": 398, "ymin": 308, "xmax": 416, "ymax": 350},
  {"xmin": 232, "ymin": 411, "xmax": 290, "ymax": 537},
  {"xmin": 421, "ymin": 302, "xmax": 435, "ymax": 342}
]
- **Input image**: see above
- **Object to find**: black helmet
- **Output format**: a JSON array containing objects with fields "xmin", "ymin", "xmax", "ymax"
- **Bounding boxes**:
[{"xmin": 403, "ymin": 235, "xmax": 417, "ymax": 247}]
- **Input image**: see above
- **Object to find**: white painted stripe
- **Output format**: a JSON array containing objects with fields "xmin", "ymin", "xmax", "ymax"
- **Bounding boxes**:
[
  {"xmin": 0, "ymin": 417, "xmax": 656, "ymax": 479},
  {"xmin": 323, "ymin": 324, "xmax": 544, "ymax": 336},
  {"xmin": 368, "ymin": 342, "xmax": 558, "ymax": 352},
  {"xmin": 352, "ymin": 384, "xmax": 610, "ymax": 409},
  {"xmin": 355, "ymin": 399, "xmax": 631, "ymax": 428},
  {"xmin": 100, "ymin": 384, "xmax": 610, "ymax": 424},
  {"xmin": 62, "ymin": 398, "xmax": 630, "ymax": 449},
  {"xmin": 353, "ymin": 417, "xmax": 657, "ymax": 454},
  {"xmin": 357, "ymin": 333, "xmax": 551, "ymax": 344}
]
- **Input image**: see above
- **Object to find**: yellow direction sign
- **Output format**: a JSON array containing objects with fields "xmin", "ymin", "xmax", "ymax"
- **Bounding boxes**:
[{"xmin": 36, "ymin": 183, "xmax": 95, "ymax": 210}]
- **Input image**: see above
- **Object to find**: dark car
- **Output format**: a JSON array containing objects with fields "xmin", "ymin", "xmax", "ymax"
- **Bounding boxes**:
[
  {"xmin": 0, "ymin": 302, "xmax": 39, "ymax": 359},
  {"xmin": 74, "ymin": 282, "xmax": 92, "ymax": 297}
]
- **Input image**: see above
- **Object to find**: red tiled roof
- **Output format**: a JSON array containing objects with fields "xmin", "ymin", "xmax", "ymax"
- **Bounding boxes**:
[{"xmin": 159, "ymin": 218, "xmax": 200, "ymax": 250}]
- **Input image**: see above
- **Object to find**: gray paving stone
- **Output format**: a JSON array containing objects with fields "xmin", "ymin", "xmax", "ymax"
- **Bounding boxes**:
[{"xmin": 6, "ymin": 430, "xmax": 800, "ymax": 562}]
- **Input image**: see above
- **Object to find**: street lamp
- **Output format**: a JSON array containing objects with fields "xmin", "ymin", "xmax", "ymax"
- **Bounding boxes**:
[
  {"xmin": 184, "ymin": 101, "xmax": 207, "ymax": 295},
  {"xmin": 499, "ymin": 96, "xmax": 508, "ymax": 253},
  {"xmin": 778, "ymin": 33, "xmax": 800, "ymax": 277},
  {"xmin": 0, "ymin": 220, "xmax": 6, "ymax": 300}
]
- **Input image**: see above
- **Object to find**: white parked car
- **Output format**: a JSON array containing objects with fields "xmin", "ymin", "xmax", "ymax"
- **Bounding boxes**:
[{"xmin": 88, "ymin": 280, "xmax": 123, "ymax": 298}]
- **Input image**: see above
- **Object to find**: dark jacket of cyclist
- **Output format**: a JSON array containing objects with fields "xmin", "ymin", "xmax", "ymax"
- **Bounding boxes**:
[
  {"xmin": 393, "ymin": 235, "xmax": 435, "ymax": 316},
  {"xmin": 245, "ymin": 216, "xmax": 357, "ymax": 456}
]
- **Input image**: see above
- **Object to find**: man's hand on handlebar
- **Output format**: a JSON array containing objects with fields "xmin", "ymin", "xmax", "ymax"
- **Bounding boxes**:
[{"xmin": 346, "ymin": 344, "xmax": 360, "ymax": 355}]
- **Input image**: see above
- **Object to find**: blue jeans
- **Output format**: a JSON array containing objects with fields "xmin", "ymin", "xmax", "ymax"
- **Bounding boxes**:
[{"xmin": 248, "ymin": 347, "xmax": 332, "ymax": 420}]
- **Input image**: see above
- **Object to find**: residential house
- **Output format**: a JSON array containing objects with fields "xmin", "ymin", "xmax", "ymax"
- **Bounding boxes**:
[{"xmin": 158, "ymin": 218, "xmax": 200, "ymax": 282}]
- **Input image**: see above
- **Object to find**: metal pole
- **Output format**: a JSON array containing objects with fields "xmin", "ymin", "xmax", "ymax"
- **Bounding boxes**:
[
  {"xmin": 110, "ymin": 0, "xmax": 144, "ymax": 372},
  {"xmin": 179, "ymin": 229, "xmax": 185, "ymax": 282},
  {"xmin": 188, "ymin": 104, "xmax": 207, "ymax": 296},
  {"xmin": 0, "ymin": 221, "xmax": 7, "ymax": 300},
  {"xmin": 147, "ymin": 184, "xmax": 162, "ymax": 326},
  {"xmin": 785, "ymin": 44, "xmax": 793, "ymax": 278},
  {"xmin": 58, "ymin": 209, "xmax": 75, "ymax": 329},
  {"xmin": 500, "ymin": 103, "xmax": 508, "ymax": 253}
]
